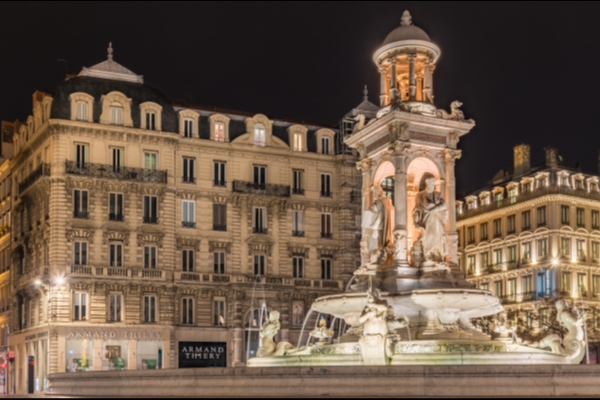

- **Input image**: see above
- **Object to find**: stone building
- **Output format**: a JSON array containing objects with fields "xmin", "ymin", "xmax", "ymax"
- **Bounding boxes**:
[
  {"xmin": 457, "ymin": 144, "xmax": 600, "ymax": 350},
  {"xmin": 5, "ymin": 45, "xmax": 367, "ymax": 393}
]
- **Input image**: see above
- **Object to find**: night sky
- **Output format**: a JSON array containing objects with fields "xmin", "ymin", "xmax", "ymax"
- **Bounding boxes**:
[{"xmin": 2, "ymin": 2, "xmax": 600, "ymax": 194}]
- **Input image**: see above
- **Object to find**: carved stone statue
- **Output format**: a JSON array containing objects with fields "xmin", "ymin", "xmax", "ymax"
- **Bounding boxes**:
[
  {"xmin": 413, "ymin": 177, "xmax": 448, "ymax": 270},
  {"xmin": 310, "ymin": 317, "xmax": 335, "ymax": 344},
  {"xmin": 256, "ymin": 311, "xmax": 295, "ymax": 357},
  {"xmin": 435, "ymin": 100, "xmax": 475, "ymax": 124},
  {"xmin": 535, "ymin": 300, "xmax": 585, "ymax": 364},
  {"xmin": 352, "ymin": 114, "xmax": 366, "ymax": 134},
  {"xmin": 360, "ymin": 186, "xmax": 394, "ymax": 270}
]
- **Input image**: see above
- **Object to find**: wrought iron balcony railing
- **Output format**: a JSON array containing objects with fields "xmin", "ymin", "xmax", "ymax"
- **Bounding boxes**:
[
  {"xmin": 232, "ymin": 180, "xmax": 290, "ymax": 197},
  {"xmin": 143, "ymin": 216, "xmax": 158, "ymax": 224},
  {"xmin": 109, "ymin": 213, "xmax": 124, "ymax": 222},
  {"xmin": 292, "ymin": 188, "xmax": 305, "ymax": 195},
  {"xmin": 292, "ymin": 230, "xmax": 305, "ymax": 237},
  {"xmin": 182, "ymin": 221, "xmax": 196, "ymax": 228},
  {"xmin": 73, "ymin": 211, "xmax": 89, "ymax": 219},
  {"xmin": 19, "ymin": 163, "xmax": 50, "ymax": 194},
  {"xmin": 66, "ymin": 161, "xmax": 167, "ymax": 183}
]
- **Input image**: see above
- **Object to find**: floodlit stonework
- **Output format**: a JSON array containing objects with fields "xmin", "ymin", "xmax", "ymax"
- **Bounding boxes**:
[{"xmin": 457, "ymin": 144, "xmax": 600, "ymax": 349}]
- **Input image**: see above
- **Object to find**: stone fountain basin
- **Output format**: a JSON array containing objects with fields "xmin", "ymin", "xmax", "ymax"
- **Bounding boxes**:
[{"xmin": 311, "ymin": 289, "xmax": 503, "ymax": 322}]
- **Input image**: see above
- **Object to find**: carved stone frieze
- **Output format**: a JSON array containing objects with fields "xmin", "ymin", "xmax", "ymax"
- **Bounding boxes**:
[
  {"xmin": 388, "ymin": 121, "xmax": 410, "ymax": 142},
  {"xmin": 287, "ymin": 245, "xmax": 309, "ymax": 258},
  {"xmin": 208, "ymin": 241, "xmax": 232, "ymax": 254},
  {"xmin": 102, "ymin": 231, "xmax": 130, "ymax": 246},
  {"xmin": 137, "ymin": 233, "xmax": 164, "ymax": 248},
  {"xmin": 176, "ymin": 236, "xmax": 201, "ymax": 252},
  {"xmin": 66, "ymin": 228, "xmax": 94, "ymax": 244},
  {"xmin": 317, "ymin": 246, "xmax": 338, "ymax": 260}
]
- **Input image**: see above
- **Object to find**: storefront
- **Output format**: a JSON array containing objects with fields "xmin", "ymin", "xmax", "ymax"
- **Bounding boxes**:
[{"xmin": 175, "ymin": 327, "xmax": 229, "ymax": 368}]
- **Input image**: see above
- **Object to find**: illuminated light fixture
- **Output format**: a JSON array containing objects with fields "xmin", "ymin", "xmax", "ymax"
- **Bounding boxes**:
[
  {"xmin": 34, "ymin": 279, "xmax": 42, "ymax": 286},
  {"xmin": 552, "ymin": 258, "xmax": 559, "ymax": 266},
  {"xmin": 54, "ymin": 275, "xmax": 65, "ymax": 285}
]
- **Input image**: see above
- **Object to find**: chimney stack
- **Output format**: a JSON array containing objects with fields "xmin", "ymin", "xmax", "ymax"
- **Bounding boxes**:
[
  {"xmin": 513, "ymin": 144, "xmax": 531, "ymax": 176},
  {"xmin": 545, "ymin": 146, "xmax": 558, "ymax": 168}
]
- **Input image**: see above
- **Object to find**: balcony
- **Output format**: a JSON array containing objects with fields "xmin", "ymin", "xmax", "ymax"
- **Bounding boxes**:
[
  {"xmin": 253, "ymin": 227, "xmax": 268, "ymax": 234},
  {"xmin": 73, "ymin": 211, "xmax": 89, "ymax": 219},
  {"xmin": 182, "ymin": 176, "xmax": 196, "ymax": 184},
  {"xmin": 213, "ymin": 224, "xmax": 227, "ymax": 231},
  {"xmin": 19, "ymin": 163, "xmax": 50, "ymax": 194},
  {"xmin": 292, "ymin": 230, "xmax": 305, "ymax": 237},
  {"xmin": 292, "ymin": 188, "xmax": 305, "ymax": 195},
  {"xmin": 69, "ymin": 265, "xmax": 165, "ymax": 280},
  {"xmin": 182, "ymin": 221, "xmax": 196, "ymax": 228},
  {"xmin": 143, "ymin": 216, "xmax": 158, "ymax": 224},
  {"xmin": 65, "ymin": 161, "xmax": 167, "ymax": 183},
  {"xmin": 232, "ymin": 180, "xmax": 290, "ymax": 197},
  {"xmin": 213, "ymin": 180, "xmax": 227, "ymax": 187},
  {"xmin": 109, "ymin": 214, "xmax": 124, "ymax": 222}
]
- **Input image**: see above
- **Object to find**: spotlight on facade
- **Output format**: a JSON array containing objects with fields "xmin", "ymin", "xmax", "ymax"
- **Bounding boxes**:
[
  {"xmin": 54, "ymin": 276, "xmax": 65, "ymax": 285},
  {"xmin": 552, "ymin": 258, "xmax": 559, "ymax": 266},
  {"xmin": 34, "ymin": 279, "xmax": 42, "ymax": 286}
]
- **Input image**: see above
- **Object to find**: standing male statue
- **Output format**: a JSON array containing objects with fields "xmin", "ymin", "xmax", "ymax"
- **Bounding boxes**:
[
  {"xmin": 413, "ymin": 177, "xmax": 448, "ymax": 269},
  {"xmin": 360, "ymin": 185, "xmax": 394, "ymax": 272}
]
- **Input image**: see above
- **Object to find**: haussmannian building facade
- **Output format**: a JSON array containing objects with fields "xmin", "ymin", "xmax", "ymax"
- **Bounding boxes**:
[
  {"xmin": 457, "ymin": 144, "xmax": 600, "ymax": 350},
  {"xmin": 4, "ymin": 46, "xmax": 367, "ymax": 393}
]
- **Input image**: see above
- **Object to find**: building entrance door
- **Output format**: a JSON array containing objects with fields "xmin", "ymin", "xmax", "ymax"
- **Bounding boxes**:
[{"xmin": 27, "ymin": 356, "xmax": 34, "ymax": 394}]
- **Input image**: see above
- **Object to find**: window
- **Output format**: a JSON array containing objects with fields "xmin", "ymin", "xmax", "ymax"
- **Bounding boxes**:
[
  {"xmin": 144, "ymin": 246, "xmax": 157, "ymax": 269},
  {"xmin": 321, "ymin": 137, "xmax": 330, "ymax": 155},
  {"xmin": 577, "ymin": 208, "xmax": 585, "ymax": 227},
  {"xmin": 293, "ymin": 257, "xmax": 304, "ymax": 278},
  {"xmin": 494, "ymin": 248, "xmax": 502, "ymax": 264},
  {"xmin": 182, "ymin": 158, "xmax": 195, "ymax": 183},
  {"xmin": 320, "ymin": 174, "xmax": 331, "ymax": 197},
  {"xmin": 213, "ymin": 298, "xmax": 226, "ymax": 326},
  {"xmin": 184, "ymin": 119, "xmax": 194, "ymax": 138},
  {"xmin": 213, "ymin": 204, "xmax": 227, "ymax": 231},
  {"xmin": 76, "ymin": 101, "xmax": 88, "ymax": 122},
  {"xmin": 380, "ymin": 177, "xmax": 394, "ymax": 203},
  {"xmin": 495, "ymin": 280, "xmax": 503, "ymax": 297},
  {"xmin": 522, "ymin": 211, "xmax": 531, "ymax": 230},
  {"xmin": 73, "ymin": 292, "xmax": 87, "ymax": 321},
  {"xmin": 214, "ymin": 122, "xmax": 225, "ymax": 142},
  {"xmin": 493, "ymin": 219, "xmax": 501, "ymax": 237},
  {"xmin": 109, "ymin": 193, "xmax": 124, "ymax": 221},
  {"xmin": 182, "ymin": 249, "xmax": 194, "ymax": 272},
  {"xmin": 143, "ymin": 196, "xmax": 158, "ymax": 223},
  {"xmin": 561, "ymin": 205, "xmax": 570, "ymax": 225},
  {"xmin": 214, "ymin": 252, "xmax": 225, "ymax": 274},
  {"xmin": 523, "ymin": 242, "xmax": 531, "ymax": 262},
  {"xmin": 146, "ymin": 112, "xmax": 157, "ymax": 130},
  {"xmin": 108, "ymin": 293, "xmax": 122, "ymax": 322},
  {"xmin": 254, "ymin": 255, "xmax": 265, "ymax": 275},
  {"xmin": 292, "ymin": 170, "xmax": 304, "ymax": 195},
  {"xmin": 523, "ymin": 275, "xmax": 533, "ymax": 293},
  {"xmin": 253, "ymin": 165, "xmax": 266, "ymax": 189},
  {"xmin": 540, "ymin": 309, "xmax": 549, "ymax": 326},
  {"xmin": 143, "ymin": 295, "xmax": 156, "ymax": 323},
  {"xmin": 109, "ymin": 243, "xmax": 123, "ymax": 267},
  {"xmin": 578, "ymin": 273, "xmax": 587, "ymax": 296},
  {"xmin": 75, "ymin": 144, "xmax": 88, "ymax": 169},
  {"xmin": 182, "ymin": 200, "xmax": 195, "ymax": 228},
  {"xmin": 508, "ymin": 245, "xmax": 516, "ymax": 263},
  {"xmin": 74, "ymin": 241, "xmax": 88, "ymax": 265},
  {"xmin": 538, "ymin": 238, "xmax": 548, "ymax": 258},
  {"xmin": 467, "ymin": 227, "xmax": 475, "ymax": 244},
  {"xmin": 253, "ymin": 207, "xmax": 267, "ymax": 234},
  {"xmin": 508, "ymin": 187, "xmax": 517, "ymax": 204},
  {"xmin": 73, "ymin": 189, "xmax": 88, "ymax": 218},
  {"xmin": 561, "ymin": 237, "xmax": 571, "ymax": 257},
  {"xmin": 254, "ymin": 124, "xmax": 266, "ymax": 146},
  {"xmin": 292, "ymin": 301, "xmax": 304, "ymax": 328},
  {"xmin": 537, "ymin": 206, "xmax": 547, "ymax": 226},
  {"xmin": 562, "ymin": 272, "xmax": 572, "ymax": 294},
  {"xmin": 321, "ymin": 213, "xmax": 332, "ymax": 238},
  {"xmin": 593, "ymin": 241, "xmax": 599, "ymax": 261},
  {"xmin": 214, "ymin": 161, "xmax": 226, "ymax": 186},
  {"xmin": 521, "ymin": 181, "xmax": 531, "ymax": 194},
  {"xmin": 110, "ymin": 106, "xmax": 123, "ymax": 125},
  {"xmin": 480, "ymin": 223, "xmax": 488, "ymax": 241},
  {"xmin": 481, "ymin": 252, "xmax": 489, "ymax": 270},
  {"xmin": 508, "ymin": 278, "xmax": 517, "ymax": 297},
  {"xmin": 293, "ymin": 133, "xmax": 303, "ymax": 151},
  {"xmin": 507, "ymin": 215, "xmax": 516, "ymax": 234},
  {"xmin": 577, "ymin": 239, "xmax": 586, "ymax": 260},
  {"xmin": 495, "ymin": 192, "xmax": 503, "ymax": 206},
  {"xmin": 467, "ymin": 255, "xmax": 475, "ymax": 274},
  {"xmin": 593, "ymin": 211, "xmax": 600, "ymax": 230},
  {"xmin": 321, "ymin": 258, "xmax": 332, "ymax": 279},
  {"xmin": 181, "ymin": 297, "xmax": 194, "ymax": 325},
  {"xmin": 481, "ymin": 282, "xmax": 489, "ymax": 291},
  {"xmin": 144, "ymin": 152, "xmax": 157, "ymax": 172},
  {"xmin": 292, "ymin": 210, "xmax": 304, "ymax": 237},
  {"xmin": 111, "ymin": 147, "xmax": 123, "ymax": 173},
  {"xmin": 593, "ymin": 275, "xmax": 600, "ymax": 295}
]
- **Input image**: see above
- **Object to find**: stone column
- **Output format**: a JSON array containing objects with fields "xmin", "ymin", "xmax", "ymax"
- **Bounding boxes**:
[
  {"xmin": 444, "ymin": 149, "xmax": 462, "ymax": 269},
  {"xmin": 232, "ymin": 327, "xmax": 243, "ymax": 367},
  {"xmin": 430, "ymin": 64, "xmax": 436, "ymax": 100},
  {"xmin": 379, "ymin": 66, "xmax": 388, "ymax": 106},
  {"xmin": 408, "ymin": 54, "xmax": 417, "ymax": 100},
  {"xmin": 357, "ymin": 159, "xmax": 372, "ymax": 265},
  {"xmin": 423, "ymin": 58, "xmax": 432, "ymax": 103},
  {"xmin": 390, "ymin": 142, "xmax": 411, "ymax": 269},
  {"xmin": 388, "ymin": 57, "xmax": 398, "ymax": 99}
]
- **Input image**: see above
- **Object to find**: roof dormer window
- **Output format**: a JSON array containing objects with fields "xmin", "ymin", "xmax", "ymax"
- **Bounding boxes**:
[
  {"xmin": 321, "ymin": 137, "xmax": 331, "ymax": 155},
  {"xmin": 76, "ymin": 101, "xmax": 88, "ymax": 122},
  {"xmin": 254, "ymin": 124, "xmax": 266, "ymax": 146},
  {"xmin": 184, "ymin": 118, "xmax": 194, "ymax": 138},
  {"xmin": 146, "ymin": 111, "xmax": 156, "ymax": 131},
  {"xmin": 110, "ymin": 105, "xmax": 123, "ymax": 125},
  {"xmin": 215, "ymin": 122, "xmax": 225, "ymax": 142}
]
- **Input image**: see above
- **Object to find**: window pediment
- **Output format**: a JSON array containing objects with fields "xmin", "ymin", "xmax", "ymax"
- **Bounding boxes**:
[
  {"xmin": 69, "ymin": 92, "xmax": 94, "ymax": 123},
  {"xmin": 209, "ymin": 113, "xmax": 230, "ymax": 142},
  {"xmin": 288, "ymin": 125, "xmax": 308, "ymax": 152},
  {"xmin": 100, "ymin": 91, "xmax": 133, "ymax": 127}
]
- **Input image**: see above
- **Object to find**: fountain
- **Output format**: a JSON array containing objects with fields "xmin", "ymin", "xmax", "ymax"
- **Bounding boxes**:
[{"xmin": 247, "ymin": 11, "xmax": 586, "ymax": 367}]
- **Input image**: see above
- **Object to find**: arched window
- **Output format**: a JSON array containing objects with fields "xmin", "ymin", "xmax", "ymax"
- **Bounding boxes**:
[{"xmin": 380, "ymin": 176, "xmax": 394, "ymax": 203}]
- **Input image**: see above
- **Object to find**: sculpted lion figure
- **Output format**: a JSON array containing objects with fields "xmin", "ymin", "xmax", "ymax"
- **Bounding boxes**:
[{"xmin": 435, "ymin": 100, "xmax": 474, "ymax": 123}]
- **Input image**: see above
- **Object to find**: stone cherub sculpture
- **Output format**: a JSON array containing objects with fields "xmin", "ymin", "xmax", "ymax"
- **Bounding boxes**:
[
  {"xmin": 256, "ymin": 311, "xmax": 295, "ymax": 357},
  {"xmin": 309, "ymin": 317, "xmax": 335, "ymax": 345},
  {"xmin": 412, "ymin": 177, "xmax": 449, "ymax": 272},
  {"xmin": 534, "ymin": 300, "xmax": 585, "ymax": 364}
]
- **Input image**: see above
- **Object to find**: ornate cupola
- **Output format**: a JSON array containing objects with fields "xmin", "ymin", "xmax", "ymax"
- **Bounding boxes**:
[{"xmin": 374, "ymin": 11, "xmax": 441, "ymax": 116}]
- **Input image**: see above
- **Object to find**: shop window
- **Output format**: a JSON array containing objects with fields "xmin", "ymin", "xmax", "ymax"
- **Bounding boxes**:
[
  {"xmin": 66, "ymin": 339, "xmax": 94, "ymax": 372},
  {"xmin": 103, "ymin": 341, "xmax": 128, "ymax": 370},
  {"xmin": 137, "ymin": 341, "xmax": 162, "ymax": 370}
]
